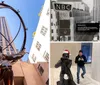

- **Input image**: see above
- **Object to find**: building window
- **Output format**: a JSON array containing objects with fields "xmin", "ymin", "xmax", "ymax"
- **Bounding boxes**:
[
  {"xmin": 32, "ymin": 54, "xmax": 36, "ymax": 62},
  {"xmin": 40, "ymin": 26, "xmax": 48, "ymax": 36},
  {"xmin": 51, "ymin": 36, "xmax": 54, "ymax": 40},
  {"xmin": 10, "ymin": 47, "xmax": 14, "ymax": 51},
  {"xmin": 51, "ymin": 29, "xmax": 53, "ymax": 33},
  {"xmin": 69, "ymin": 12, "xmax": 72, "ymax": 17},
  {"xmin": 6, "ymin": 48, "xmax": 9, "ymax": 51},
  {"xmin": 51, "ymin": 14, "xmax": 53, "ymax": 18},
  {"xmin": 38, "ymin": 64, "xmax": 44, "ymax": 76},
  {"xmin": 51, "ymin": 1, "xmax": 55, "ymax": 9},
  {"xmin": 6, "ymin": 51, "xmax": 9, "ymax": 55},
  {"xmin": 36, "ymin": 41, "xmax": 41, "ymax": 51},
  {"xmin": 43, "ymin": 51, "xmax": 49, "ymax": 62},
  {"xmin": 51, "ymin": 22, "xmax": 53, "ymax": 26}
]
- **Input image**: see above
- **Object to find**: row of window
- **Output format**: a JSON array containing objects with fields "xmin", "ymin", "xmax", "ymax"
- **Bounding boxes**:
[
  {"xmin": 43, "ymin": 51, "xmax": 49, "ymax": 62},
  {"xmin": 51, "ymin": 22, "xmax": 57, "ymax": 26},
  {"xmin": 51, "ymin": 36, "xmax": 71, "ymax": 41},
  {"xmin": 37, "ymin": 64, "xmax": 49, "ymax": 85},
  {"xmin": 36, "ymin": 41, "xmax": 41, "ymax": 51},
  {"xmin": 32, "ymin": 40, "xmax": 49, "ymax": 62},
  {"xmin": 32, "ymin": 50, "xmax": 49, "ymax": 63},
  {"xmin": 36, "ymin": 41, "xmax": 49, "ymax": 62},
  {"xmin": 33, "ymin": 9, "xmax": 49, "ymax": 62}
]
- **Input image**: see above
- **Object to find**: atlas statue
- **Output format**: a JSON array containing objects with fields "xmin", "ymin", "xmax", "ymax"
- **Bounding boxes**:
[
  {"xmin": 55, "ymin": 50, "xmax": 76, "ymax": 85},
  {"xmin": 0, "ymin": 1, "xmax": 27, "ymax": 85}
]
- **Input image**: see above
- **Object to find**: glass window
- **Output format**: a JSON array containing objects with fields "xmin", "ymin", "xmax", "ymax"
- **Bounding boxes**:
[
  {"xmin": 32, "ymin": 54, "xmax": 36, "ymax": 62},
  {"xmin": 51, "ymin": 29, "xmax": 53, "ymax": 33},
  {"xmin": 51, "ymin": 36, "xmax": 54, "ymax": 40},
  {"xmin": 36, "ymin": 41, "xmax": 41, "ymax": 51},
  {"xmin": 43, "ymin": 51, "xmax": 49, "ymax": 62},
  {"xmin": 38, "ymin": 64, "xmax": 44, "ymax": 76},
  {"xmin": 51, "ymin": 14, "xmax": 53, "ymax": 18},
  {"xmin": 40, "ymin": 26, "xmax": 48, "ymax": 36}
]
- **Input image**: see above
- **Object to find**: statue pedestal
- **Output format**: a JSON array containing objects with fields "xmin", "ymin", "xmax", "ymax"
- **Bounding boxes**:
[{"xmin": 57, "ymin": 79, "xmax": 76, "ymax": 85}]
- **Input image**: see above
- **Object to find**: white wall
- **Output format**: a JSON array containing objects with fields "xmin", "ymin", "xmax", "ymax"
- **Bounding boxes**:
[{"xmin": 92, "ymin": 43, "xmax": 100, "ymax": 82}]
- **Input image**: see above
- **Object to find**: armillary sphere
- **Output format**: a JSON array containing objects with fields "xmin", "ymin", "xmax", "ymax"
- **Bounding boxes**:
[{"xmin": 0, "ymin": 1, "xmax": 27, "ymax": 63}]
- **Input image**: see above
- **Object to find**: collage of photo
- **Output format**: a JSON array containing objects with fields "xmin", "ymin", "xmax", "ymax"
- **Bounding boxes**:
[{"xmin": 0, "ymin": 0, "xmax": 100, "ymax": 85}]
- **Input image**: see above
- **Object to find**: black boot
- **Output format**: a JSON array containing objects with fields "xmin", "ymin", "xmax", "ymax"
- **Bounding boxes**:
[
  {"xmin": 77, "ymin": 80, "xmax": 80, "ymax": 84},
  {"xmin": 81, "ymin": 74, "xmax": 84, "ymax": 78}
]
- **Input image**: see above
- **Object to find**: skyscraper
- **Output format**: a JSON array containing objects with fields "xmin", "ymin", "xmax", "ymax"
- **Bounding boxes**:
[
  {"xmin": 93, "ymin": 0, "xmax": 100, "ymax": 22},
  {"xmin": 0, "ymin": 17, "xmax": 17, "ymax": 55}
]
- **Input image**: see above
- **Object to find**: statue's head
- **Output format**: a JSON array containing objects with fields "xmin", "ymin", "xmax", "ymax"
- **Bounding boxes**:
[{"xmin": 62, "ymin": 50, "xmax": 71, "ymax": 58}]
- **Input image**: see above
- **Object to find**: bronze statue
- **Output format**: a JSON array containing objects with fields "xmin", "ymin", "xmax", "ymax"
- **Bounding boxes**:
[
  {"xmin": 55, "ymin": 50, "xmax": 76, "ymax": 85},
  {"xmin": 0, "ymin": 2, "xmax": 27, "ymax": 85},
  {"xmin": 0, "ymin": 47, "xmax": 26, "ymax": 85}
]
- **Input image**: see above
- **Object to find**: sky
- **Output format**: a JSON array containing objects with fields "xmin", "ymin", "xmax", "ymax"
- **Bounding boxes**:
[
  {"xmin": 0, "ymin": 0, "xmax": 45, "ymax": 61},
  {"xmin": 82, "ymin": 0, "xmax": 93, "ymax": 11}
]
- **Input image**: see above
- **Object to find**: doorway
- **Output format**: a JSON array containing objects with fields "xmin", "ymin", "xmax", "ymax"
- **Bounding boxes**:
[{"xmin": 81, "ymin": 43, "xmax": 92, "ymax": 63}]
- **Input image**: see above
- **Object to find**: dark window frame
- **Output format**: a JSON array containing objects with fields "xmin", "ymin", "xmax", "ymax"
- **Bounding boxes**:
[{"xmin": 38, "ymin": 64, "xmax": 44, "ymax": 76}]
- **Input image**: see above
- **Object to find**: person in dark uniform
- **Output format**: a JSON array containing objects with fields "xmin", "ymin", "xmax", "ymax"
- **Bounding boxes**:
[
  {"xmin": 55, "ymin": 50, "xmax": 76, "ymax": 85},
  {"xmin": 75, "ymin": 50, "xmax": 87, "ymax": 84}
]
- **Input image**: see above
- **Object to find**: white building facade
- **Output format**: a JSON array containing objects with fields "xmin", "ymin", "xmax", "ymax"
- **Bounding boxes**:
[{"xmin": 28, "ymin": 0, "xmax": 50, "ymax": 63}]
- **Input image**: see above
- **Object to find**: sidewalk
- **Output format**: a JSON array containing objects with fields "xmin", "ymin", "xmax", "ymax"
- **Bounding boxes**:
[{"xmin": 50, "ymin": 65, "xmax": 100, "ymax": 85}]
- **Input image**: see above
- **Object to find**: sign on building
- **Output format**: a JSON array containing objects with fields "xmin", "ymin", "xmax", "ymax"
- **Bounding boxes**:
[{"xmin": 54, "ymin": 3, "xmax": 72, "ymax": 11}]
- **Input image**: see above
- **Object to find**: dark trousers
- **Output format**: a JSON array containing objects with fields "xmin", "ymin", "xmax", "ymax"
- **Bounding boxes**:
[{"xmin": 1, "ymin": 69, "xmax": 13, "ymax": 85}]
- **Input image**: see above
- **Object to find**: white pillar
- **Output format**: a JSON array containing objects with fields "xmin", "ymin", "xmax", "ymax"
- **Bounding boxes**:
[{"xmin": 91, "ymin": 43, "xmax": 100, "ymax": 82}]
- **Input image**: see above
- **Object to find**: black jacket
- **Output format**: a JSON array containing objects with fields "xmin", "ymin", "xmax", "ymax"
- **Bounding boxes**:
[{"xmin": 75, "ymin": 55, "xmax": 87, "ymax": 67}]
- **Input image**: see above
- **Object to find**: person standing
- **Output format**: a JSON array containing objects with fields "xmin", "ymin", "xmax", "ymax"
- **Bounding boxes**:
[{"xmin": 75, "ymin": 50, "xmax": 87, "ymax": 84}]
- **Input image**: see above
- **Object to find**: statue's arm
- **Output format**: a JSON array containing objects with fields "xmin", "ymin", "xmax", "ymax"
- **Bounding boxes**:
[
  {"xmin": 68, "ymin": 60, "xmax": 72, "ymax": 68},
  {"xmin": 2, "ymin": 49, "xmax": 26, "ymax": 60},
  {"xmin": 55, "ymin": 60, "xmax": 62, "ymax": 68}
]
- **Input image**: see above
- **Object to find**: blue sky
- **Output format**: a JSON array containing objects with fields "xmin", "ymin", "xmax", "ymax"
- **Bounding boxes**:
[{"xmin": 0, "ymin": 0, "xmax": 45, "ymax": 61}]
